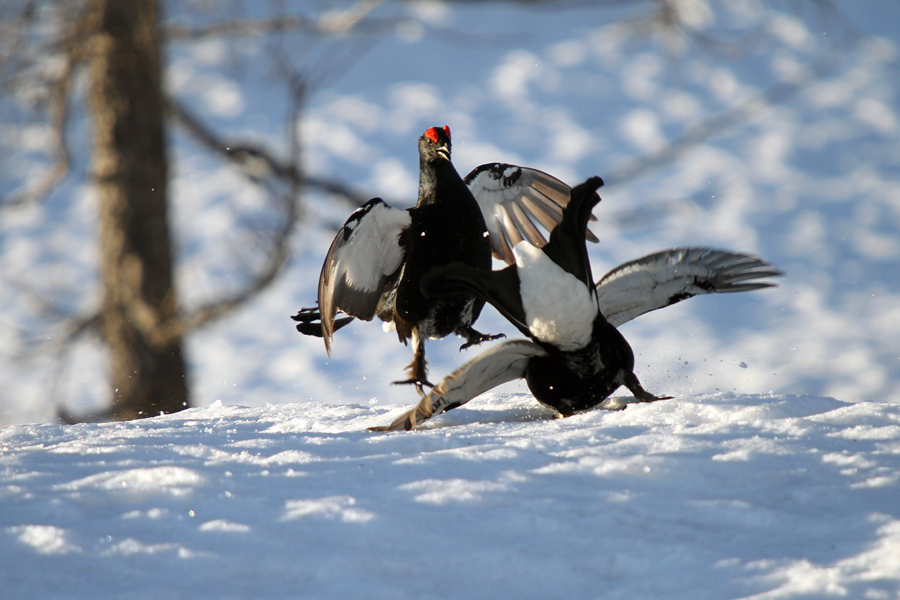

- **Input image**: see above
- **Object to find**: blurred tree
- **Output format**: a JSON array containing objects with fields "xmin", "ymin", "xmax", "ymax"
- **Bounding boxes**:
[
  {"xmin": 89, "ymin": 0, "xmax": 188, "ymax": 420},
  {"xmin": 0, "ymin": 0, "xmax": 376, "ymax": 421}
]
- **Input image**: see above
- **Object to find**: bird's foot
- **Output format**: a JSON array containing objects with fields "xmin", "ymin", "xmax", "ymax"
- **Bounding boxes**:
[
  {"xmin": 291, "ymin": 307, "xmax": 353, "ymax": 337},
  {"xmin": 291, "ymin": 307, "xmax": 323, "ymax": 336},
  {"xmin": 395, "ymin": 351, "xmax": 434, "ymax": 396},
  {"xmin": 624, "ymin": 372, "xmax": 673, "ymax": 405},
  {"xmin": 392, "ymin": 377, "xmax": 435, "ymax": 397},
  {"xmin": 291, "ymin": 307, "xmax": 320, "ymax": 322},
  {"xmin": 459, "ymin": 328, "xmax": 506, "ymax": 350},
  {"xmin": 632, "ymin": 390, "xmax": 674, "ymax": 404}
]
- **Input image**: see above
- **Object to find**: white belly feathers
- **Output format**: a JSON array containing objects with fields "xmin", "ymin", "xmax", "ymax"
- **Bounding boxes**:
[{"xmin": 513, "ymin": 241, "xmax": 597, "ymax": 351}]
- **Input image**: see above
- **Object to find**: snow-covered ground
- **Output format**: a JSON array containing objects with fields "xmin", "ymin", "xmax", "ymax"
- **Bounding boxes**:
[
  {"xmin": 1, "ymin": 1, "xmax": 898, "ymax": 423},
  {"xmin": 3, "ymin": 393, "xmax": 899, "ymax": 599},
  {"xmin": 2, "ymin": 2, "xmax": 900, "ymax": 597}
]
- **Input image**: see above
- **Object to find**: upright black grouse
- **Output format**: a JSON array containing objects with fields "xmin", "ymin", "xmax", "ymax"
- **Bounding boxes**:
[
  {"xmin": 292, "ymin": 126, "xmax": 597, "ymax": 392},
  {"xmin": 371, "ymin": 177, "xmax": 782, "ymax": 430}
]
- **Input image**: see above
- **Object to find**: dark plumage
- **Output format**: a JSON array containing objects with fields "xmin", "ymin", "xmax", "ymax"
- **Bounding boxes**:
[
  {"xmin": 371, "ymin": 178, "xmax": 782, "ymax": 431},
  {"xmin": 292, "ymin": 127, "xmax": 597, "ymax": 392}
]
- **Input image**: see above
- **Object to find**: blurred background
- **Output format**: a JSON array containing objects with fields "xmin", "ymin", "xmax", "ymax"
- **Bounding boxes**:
[{"xmin": 1, "ymin": 0, "xmax": 898, "ymax": 425}]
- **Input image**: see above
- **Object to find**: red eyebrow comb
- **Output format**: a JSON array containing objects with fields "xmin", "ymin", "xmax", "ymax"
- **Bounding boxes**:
[{"xmin": 424, "ymin": 126, "xmax": 451, "ymax": 143}]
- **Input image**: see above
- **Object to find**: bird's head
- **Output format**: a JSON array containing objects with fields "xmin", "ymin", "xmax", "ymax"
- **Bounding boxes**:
[{"xmin": 418, "ymin": 126, "xmax": 452, "ymax": 163}]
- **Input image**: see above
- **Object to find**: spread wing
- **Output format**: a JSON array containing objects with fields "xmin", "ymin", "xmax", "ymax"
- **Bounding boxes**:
[
  {"xmin": 369, "ymin": 339, "xmax": 547, "ymax": 431},
  {"xmin": 595, "ymin": 247, "xmax": 782, "ymax": 328},
  {"xmin": 465, "ymin": 163, "xmax": 599, "ymax": 265},
  {"xmin": 318, "ymin": 198, "xmax": 410, "ymax": 354}
]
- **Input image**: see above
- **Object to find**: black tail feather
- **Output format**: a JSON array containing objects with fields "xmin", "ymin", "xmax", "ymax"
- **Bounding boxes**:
[
  {"xmin": 292, "ymin": 307, "xmax": 353, "ymax": 337},
  {"xmin": 541, "ymin": 176, "xmax": 604, "ymax": 287}
]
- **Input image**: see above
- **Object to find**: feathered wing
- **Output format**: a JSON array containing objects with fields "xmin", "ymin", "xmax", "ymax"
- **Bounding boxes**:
[
  {"xmin": 318, "ymin": 198, "xmax": 411, "ymax": 354},
  {"xmin": 595, "ymin": 247, "xmax": 783, "ymax": 328},
  {"xmin": 465, "ymin": 163, "xmax": 599, "ymax": 265},
  {"xmin": 369, "ymin": 339, "xmax": 548, "ymax": 431}
]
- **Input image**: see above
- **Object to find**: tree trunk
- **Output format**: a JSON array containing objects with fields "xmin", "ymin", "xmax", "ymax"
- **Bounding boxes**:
[{"xmin": 89, "ymin": 0, "xmax": 189, "ymax": 419}]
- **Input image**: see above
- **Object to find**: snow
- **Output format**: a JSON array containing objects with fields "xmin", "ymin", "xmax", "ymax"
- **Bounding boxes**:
[
  {"xmin": 3, "ymin": 394, "xmax": 900, "ymax": 598},
  {"xmin": 2, "ymin": 1, "xmax": 900, "ymax": 596}
]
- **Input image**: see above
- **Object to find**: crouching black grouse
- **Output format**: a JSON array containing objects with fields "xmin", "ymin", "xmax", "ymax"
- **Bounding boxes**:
[
  {"xmin": 292, "ymin": 126, "xmax": 597, "ymax": 392},
  {"xmin": 370, "ymin": 177, "xmax": 782, "ymax": 431}
]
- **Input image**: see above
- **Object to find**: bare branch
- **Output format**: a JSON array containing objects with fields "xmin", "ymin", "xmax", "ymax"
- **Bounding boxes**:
[
  {"xmin": 604, "ymin": 49, "xmax": 846, "ymax": 188},
  {"xmin": 165, "ymin": 15, "xmax": 312, "ymax": 41},
  {"xmin": 165, "ymin": 95, "xmax": 370, "ymax": 207},
  {"xmin": 0, "ymin": 3, "xmax": 39, "ymax": 75},
  {"xmin": 0, "ymin": 4, "xmax": 95, "ymax": 207},
  {"xmin": 304, "ymin": 176, "xmax": 372, "ymax": 208},
  {"xmin": 150, "ymin": 90, "xmax": 305, "ymax": 341},
  {"xmin": 148, "ymin": 190, "xmax": 299, "ymax": 342},
  {"xmin": 164, "ymin": 0, "xmax": 392, "ymax": 41},
  {"xmin": 166, "ymin": 96, "xmax": 299, "ymax": 182},
  {"xmin": 3, "ymin": 82, "xmax": 72, "ymax": 207}
]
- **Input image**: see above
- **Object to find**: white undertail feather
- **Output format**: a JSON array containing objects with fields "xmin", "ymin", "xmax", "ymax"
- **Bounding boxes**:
[{"xmin": 513, "ymin": 241, "xmax": 597, "ymax": 351}]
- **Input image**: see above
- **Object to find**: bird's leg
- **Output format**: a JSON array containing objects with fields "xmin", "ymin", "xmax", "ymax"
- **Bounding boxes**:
[
  {"xmin": 623, "ymin": 372, "xmax": 673, "ymax": 404},
  {"xmin": 291, "ymin": 307, "xmax": 353, "ymax": 337},
  {"xmin": 393, "ymin": 327, "xmax": 434, "ymax": 396},
  {"xmin": 459, "ymin": 325, "xmax": 506, "ymax": 350}
]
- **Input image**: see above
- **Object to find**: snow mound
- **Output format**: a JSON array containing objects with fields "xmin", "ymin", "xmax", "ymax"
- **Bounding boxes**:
[{"xmin": 2, "ymin": 393, "xmax": 899, "ymax": 599}]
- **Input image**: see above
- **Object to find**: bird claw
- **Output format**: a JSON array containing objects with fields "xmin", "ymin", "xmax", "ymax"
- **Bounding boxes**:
[
  {"xmin": 292, "ymin": 308, "xmax": 323, "ymax": 336},
  {"xmin": 459, "ymin": 331, "xmax": 506, "ymax": 351},
  {"xmin": 623, "ymin": 372, "xmax": 672, "ymax": 405},
  {"xmin": 632, "ymin": 392, "xmax": 674, "ymax": 404},
  {"xmin": 392, "ymin": 377, "xmax": 435, "ymax": 397}
]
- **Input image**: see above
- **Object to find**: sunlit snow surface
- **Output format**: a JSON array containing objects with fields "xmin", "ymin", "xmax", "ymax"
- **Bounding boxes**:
[
  {"xmin": 1, "ymin": 2, "xmax": 899, "ymax": 423},
  {"xmin": 2, "ymin": 395, "xmax": 900, "ymax": 599},
  {"xmin": 2, "ymin": 3, "xmax": 900, "ymax": 595}
]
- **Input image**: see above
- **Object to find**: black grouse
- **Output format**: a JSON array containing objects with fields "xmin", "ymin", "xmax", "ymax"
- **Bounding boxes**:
[
  {"xmin": 371, "ymin": 177, "xmax": 782, "ymax": 430},
  {"xmin": 292, "ymin": 126, "xmax": 597, "ymax": 392}
]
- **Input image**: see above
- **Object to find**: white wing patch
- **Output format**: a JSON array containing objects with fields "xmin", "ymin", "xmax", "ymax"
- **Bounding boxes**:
[
  {"xmin": 513, "ymin": 241, "xmax": 597, "ymax": 351},
  {"xmin": 318, "ymin": 200, "xmax": 411, "ymax": 353},
  {"xmin": 595, "ymin": 247, "xmax": 782, "ymax": 328},
  {"xmin": 329, "ymin": 202, "xmax": 409, "ymax": 292},
  {"xmin": 465, "ymin": 164, "xmax": 599, "ymax": 265}
]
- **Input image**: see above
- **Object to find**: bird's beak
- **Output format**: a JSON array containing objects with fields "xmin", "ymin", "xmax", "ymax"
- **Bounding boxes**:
[{"xmin": 435, "ymin": 145, "xmax": 450, "ymax": 160}]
